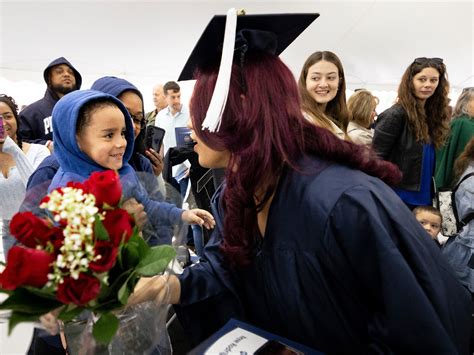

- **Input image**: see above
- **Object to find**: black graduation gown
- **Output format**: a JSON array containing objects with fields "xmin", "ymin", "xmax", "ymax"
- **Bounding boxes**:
[{"xmin": 176, "ymin": 157, "xmax": 471, "ymax": 354}]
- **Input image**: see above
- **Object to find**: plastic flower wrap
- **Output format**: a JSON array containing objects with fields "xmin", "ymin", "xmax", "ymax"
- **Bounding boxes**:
[{"xmin": 0, "ymin": 170, "xmax": 176, "ymax": 345}]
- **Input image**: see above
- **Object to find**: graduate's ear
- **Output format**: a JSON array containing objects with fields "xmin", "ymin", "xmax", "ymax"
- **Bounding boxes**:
[{"xmin": 76, "ymin": 134, "xmax": 83, "ymax": 151}]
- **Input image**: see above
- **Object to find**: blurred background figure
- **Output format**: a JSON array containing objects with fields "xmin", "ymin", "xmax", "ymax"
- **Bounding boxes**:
[
  {"xmin": 441, "ymin": 137, "xmax": 474, "ymax": 353},
  {"xmin": 19, "ymin": 57, "xmax": 81, "ymax": 148},
  {"xmin": 346, "ymin": 89, "xmax": 379, "ymax": 145},
  {"xmin": 435, "ymin": 87, "xmax": 474, "ymax": 189},
  {"xmin": 146, "ymin": 83, "xmax": 167, "ymax": 126}
]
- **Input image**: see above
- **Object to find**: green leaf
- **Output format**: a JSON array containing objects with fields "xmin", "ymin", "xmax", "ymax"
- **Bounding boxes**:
[
  {"xmin": 94, "ymin": 214, "xmax": 110, "ymax": 241},
  {"xmin": 122, "ymin": 240, "xmax": 141, "ymax": 269},
  {"xmin": 24, "ymin": 285, "xmax": 57, "ymax": 300},
  {"xmin": 92, "ymin": 312, "xmax": 119, "ymax": 344},
  {"xmin": 135, "ymin": 245, "xmax": 176, "ymax": 277},
  {"xmin": 130, "ymin": 229, "xmax": 149, "ymax": 258},
  {"xmin": 8, "ymin": 311, "xmax": 40, "ymax": 335},
  {"xmin": 58, "ymin": 306, "xmax": 85, "ymax": 322},
  {"xmin": 0, "ymin": 288, "xmax": 62, "ymax": 314},
  {"xmin": 117, "ymin": 271, "xmax": 136, "ymax": 305}
]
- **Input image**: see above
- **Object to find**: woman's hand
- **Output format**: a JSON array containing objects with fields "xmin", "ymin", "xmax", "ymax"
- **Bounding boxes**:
[
  {"xmin": 39, "ymin": 307, "xmax": 63, "ymax": 335},
  {"xmin": 181, "ymin": 209, "xmax": 215, "ymax": 229},
  {"xmin": 128, "ymin": 275, "xmax": 180, "ymax": 306},
  {"xmin": 145, "ymin": 147, "xmax": 164, "ymax": 177},
  {"xmin": 122, "ymin": 198, "xmax": 147, "ymax": 230}
]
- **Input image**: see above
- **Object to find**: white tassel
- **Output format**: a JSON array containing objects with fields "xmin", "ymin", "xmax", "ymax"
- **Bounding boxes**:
[{"xmin": 201, "ymin": 8, "xmax": 238, "ymax": 133}]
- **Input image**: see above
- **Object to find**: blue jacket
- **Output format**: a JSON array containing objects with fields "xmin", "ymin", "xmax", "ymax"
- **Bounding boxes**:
[
  {"xmin": 26, "ymin": 76, "xmax": 162, "ymax": 201},
  {"xmin": 49, "ymin": 90, "xmax": 181, "ymax": 243},
  {"xmin": 176, "ymin": 157, "xmax": 470, "ymax": 353},
  {"xmin": 19, "ymin": 57, "xmax": 82, "ymax": 144}
]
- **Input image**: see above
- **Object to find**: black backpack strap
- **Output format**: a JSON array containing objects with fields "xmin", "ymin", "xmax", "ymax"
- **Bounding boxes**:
[
  {"xmin": 459, "ymin": 212, "xmax": 474, "ymax": 229},
  {"xmin": 451, "ymin": 172, "xmax": 474, "ymax": 231}
]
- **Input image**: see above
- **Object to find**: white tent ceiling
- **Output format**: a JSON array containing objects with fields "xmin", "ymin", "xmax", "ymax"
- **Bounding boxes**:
[{"xmin": 0, "ymin": 0, "xmax": 473, "ymax": 110}]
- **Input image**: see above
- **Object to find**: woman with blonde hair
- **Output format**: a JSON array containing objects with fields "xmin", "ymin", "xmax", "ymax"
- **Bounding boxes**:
[
  {"xmin": 346, "ymin": 89, "xmax": 379, "ymax": 145},
  {"xmin": 298, "ymin": 51, "xmax": 349, "ymax": 139},
  {"xmin": 373, "ymin": 57, "xmax": 450, "ymax": 208},
  {"xmin": 435, "ymin": 87, "xmax": 474, "ymax": 188}
]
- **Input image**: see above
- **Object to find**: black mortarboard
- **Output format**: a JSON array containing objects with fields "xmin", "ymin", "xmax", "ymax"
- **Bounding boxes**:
[
  {"xmin": 178, "ymin": 12, "xmax": 319, "ymax": 81},
  {"xmin": 179, "ymin": 9, "xmax": 319, "ymax": 132}
]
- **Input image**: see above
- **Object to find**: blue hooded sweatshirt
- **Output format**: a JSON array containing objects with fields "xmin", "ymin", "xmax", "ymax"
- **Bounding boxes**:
[
  {"xmin": 26, "ymin": 77, "xmax": 162, "ymax": 201},
  {"xmin": 19, "ymin": 57, "xmax": 82, "ymax": 144},
  {"xmin": 49, "ymin": 90, "xmax": 182, "ymax": 241}
]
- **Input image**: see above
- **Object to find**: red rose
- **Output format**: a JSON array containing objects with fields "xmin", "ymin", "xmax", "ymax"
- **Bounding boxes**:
[
  {"xmin": 49, "ymin": 227, "xmax": 65, "ymax": 253},
  {"xmin": 101, "ymin": 209, "xmax": 135, "ymax": 246},
  {"xmin": 0, "ymin": 246, "xmax": 53, "ymax": 290},
  {"xmin": 89, "ymin": 241, "xmax": 119, "ymax": 273},
  {"xmin": 85, "ymin": 170, "xmax": 122, "ymax": 208},
  {"xmin": 56, "ymin": 273, "xmax": 100, "ymax": 306},
  {"xmin": 10, "ymin": 212, "xmax": 54, "ymax": 248}
]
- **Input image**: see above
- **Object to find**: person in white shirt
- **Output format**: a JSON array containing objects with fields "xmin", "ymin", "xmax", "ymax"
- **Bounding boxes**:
[
  {"xmin": 346, "ymin": 89, "xmax": 378, "ymax": 146},
  {"xmin": 145, "ymin": 83, "xmax": 167, "ymax": 127},
  {"xmin": 0, "ymin": 94, "xmax": 49, "ymax": 256},
  {"xmin": 155, "ymin": 81, "xmax": 190, "ymax": 190}
]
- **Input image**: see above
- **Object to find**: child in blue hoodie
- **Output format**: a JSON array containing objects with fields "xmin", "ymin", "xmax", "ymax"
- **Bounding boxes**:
[{"xmin": 49, "ymin": 90, "xmax": 215, "ymax": 240}]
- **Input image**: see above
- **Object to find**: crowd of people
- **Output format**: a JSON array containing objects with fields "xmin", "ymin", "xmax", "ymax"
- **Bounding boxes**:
[{"xmin": 1, "ymin": 10, "xmax": 474, "ymax": 355}]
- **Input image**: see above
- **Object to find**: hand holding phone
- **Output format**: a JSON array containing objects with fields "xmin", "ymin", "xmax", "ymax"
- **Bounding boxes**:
[{"xmin": 145, "ymin": 126, "xmax": 165, "ymax": 152}]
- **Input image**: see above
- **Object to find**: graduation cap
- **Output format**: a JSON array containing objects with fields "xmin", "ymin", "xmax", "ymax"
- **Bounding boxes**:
[{"xmin": 178, "ymin": 9, "xmax": 319, "ymax": 132}]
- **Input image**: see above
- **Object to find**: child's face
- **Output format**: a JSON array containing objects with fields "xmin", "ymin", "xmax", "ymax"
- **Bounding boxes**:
[
  {"xmin": 415, "ymin": 211, "xmax": 442, "ymax": 239},
  {"xmin": 77, "ymin": 106, "xmax": 127, "ymax": 170}
]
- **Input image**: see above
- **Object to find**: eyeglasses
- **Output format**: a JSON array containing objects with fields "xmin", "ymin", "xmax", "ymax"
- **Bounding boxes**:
[
  {"xmin": 413, "ymin": 57, "xmax": 443, "ymax": 65},
  {"xmin": 130, "ymin": 113, "xmax": 146, "ymax": 129}
]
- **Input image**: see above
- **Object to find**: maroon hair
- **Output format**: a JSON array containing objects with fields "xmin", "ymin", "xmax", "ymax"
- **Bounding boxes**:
[{"xmin": 190, "ymin": 53, "xmax": 401, "ymax": 267}]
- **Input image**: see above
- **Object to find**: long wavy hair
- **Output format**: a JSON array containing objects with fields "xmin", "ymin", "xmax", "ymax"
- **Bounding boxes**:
[
  {"xmin": 452, "ymin": 88, "xmax": 474, "ymax": 119},
  {"xmin": 397, "ymin": 59, "xmax": 450, "ymax": 148},
  {"xmin": 190, "ymin": 53, "xmax": 401, "ymax": 267},
  {"xmin": 298, "ymin": 51, "xmax": 349, "ymax": 132},
  {"xmin": 0, "ymin": 94, "xmax": 22, "ymax": 149},
  {"xmin": 454, "ymin": 137, "xmax": 474, "ymax": 181}
]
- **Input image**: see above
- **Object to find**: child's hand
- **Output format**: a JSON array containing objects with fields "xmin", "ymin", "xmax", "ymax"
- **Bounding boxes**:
[
  {"xmin": 122, "ymin": 198, "xmax": 147, "ymax": 230},
  {"xmin": 181, "ymin": 209, "xmax": 215, "ymax": 229}
]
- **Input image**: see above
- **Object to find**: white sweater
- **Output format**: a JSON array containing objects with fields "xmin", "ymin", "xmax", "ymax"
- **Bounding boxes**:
[{"xmin": 0, "ymin": 136, "xmax": 49, "ymax": 220}]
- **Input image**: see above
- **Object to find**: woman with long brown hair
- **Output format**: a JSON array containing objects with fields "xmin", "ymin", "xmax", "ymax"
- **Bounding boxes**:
[
  {"xmin": 298, "ymin": 51, "xmax": 349, "ymax": 139},
  {"xmin": 373, "ymin": 57, "xmax": 450, "ymax": 208}
]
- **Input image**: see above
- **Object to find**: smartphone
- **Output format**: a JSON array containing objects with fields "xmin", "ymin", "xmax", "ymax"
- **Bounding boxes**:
[
  {"xmin": 145, "ymin": 126, "xmax": 165, "ymax": 152},
  {"xmin": 0, "ymin": 116, "xmax": 5, "ymax": 140}
]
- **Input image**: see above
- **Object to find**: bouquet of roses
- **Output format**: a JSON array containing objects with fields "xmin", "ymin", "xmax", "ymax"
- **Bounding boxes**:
[{"xmin": 0, "ymin": 170, "xmax": 175, "ymax": 344}]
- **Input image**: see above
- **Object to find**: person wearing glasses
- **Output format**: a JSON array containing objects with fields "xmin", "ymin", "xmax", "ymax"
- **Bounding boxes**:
[
  {"xmin": 373, "ymin": 57, "xmax": 450, "ymax": 209},
  {"xmin": 435, "ymin": 87, "xmax": 474, "ymax": 188}
]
